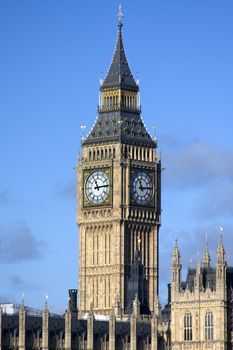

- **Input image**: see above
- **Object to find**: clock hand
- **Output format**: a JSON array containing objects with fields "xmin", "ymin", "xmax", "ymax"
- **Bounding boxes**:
[
  {"xmin": 139, "ymin": 180, "xmax": 144, "ymax": 191},
  {"xmin": 140, "ymin": 186, "xmax": 153, "ymax": 190},
  {"xmin": 94, "ymin": 180, "xmax": 100, "ymax": 191},
  {"xmin": 94, "ymin": 184, "xmax": 109, "ymax": 189}
]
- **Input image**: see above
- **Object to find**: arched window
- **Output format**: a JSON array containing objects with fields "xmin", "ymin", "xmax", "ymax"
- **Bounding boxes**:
[
  {"xmin": 104, "ymin": 97, "xmax": 106, "ymax": 106},
  {"xmin": 184, "ymin": 313, "xmax": 192, "ymax": 341},
  {"xmin": 205, "ymin": 312, "xmax": 213, "ymax": 341}
]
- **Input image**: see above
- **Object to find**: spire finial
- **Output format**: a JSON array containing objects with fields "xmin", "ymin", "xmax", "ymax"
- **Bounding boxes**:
[
  {"xmin": 203, "ymin": 233, "xmax": 211, "ymax": 268},
  {"xmin": 220, "ymin": 226, "xmax": 224, "ymax": 242},
  {"xmin": 22, "ymin": 293, "xmax": 25, "ymax": 306},
  {"xmin": 117, "ymin": 4, "xmax": 124, "ymax": 27},
  {"xmin": 197, "ymin": 251, "xmax": 200, "ymax": 265},
  {"xmin": 45, "ymin": 294, "xmax": 48, "ymax": 308},
  {"xmin": 205, "ymin": 232, "xmax": 208, "ymax": 249}
]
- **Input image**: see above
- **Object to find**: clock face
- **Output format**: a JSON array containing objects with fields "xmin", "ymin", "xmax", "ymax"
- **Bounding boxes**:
[
  {"xmin": 85, "ymin": 170, "xmax": 110, "ymax": 204},
  {"xmin": 131, "ymin": 171, "xmax": 153, "ymax": 205}
]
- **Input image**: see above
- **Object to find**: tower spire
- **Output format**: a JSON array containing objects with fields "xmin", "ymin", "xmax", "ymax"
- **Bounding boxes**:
[
  {"xmin": 101, "ymin": 13, "xmax": 137, "ymax": 90},
  {"xmin": 202, "ymin": 233, "xmax": 211, "ymax": 268},
  {"xmin": 217, "ymin": 227, "xmax": 225, "ymax": 263}
]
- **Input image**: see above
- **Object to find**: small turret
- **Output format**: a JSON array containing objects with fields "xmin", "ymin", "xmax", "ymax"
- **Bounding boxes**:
[
  {"xmin": 171, "ymin": 240, "xmax": 181, "ymax": 299},
  {"xmin": 217, "ymin": 230, "xmax": 225, "ymax": 264},
  {"xmin": 202, "ymin": 234, "xmax": 211, "ymax": 268},
  {"xmin": 194, "ymin": 252, "xmax": 202, "ymax": 292},
  {"xmin": 216, "ymin": 229, "xmax": 227, "ymax": 297}
]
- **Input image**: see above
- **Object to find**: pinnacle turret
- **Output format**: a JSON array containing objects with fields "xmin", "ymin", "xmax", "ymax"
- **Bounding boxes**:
[
  {"xmin": 202, "ymin": 234, "xmax": 211, "ymax": 268},
  {"xmin": 217, "ymin": 230, "xmax": 225, "ymax": 263},
  {"xmin": 172, "ymin": 240, "xmax": 180, "ymax": 265}
]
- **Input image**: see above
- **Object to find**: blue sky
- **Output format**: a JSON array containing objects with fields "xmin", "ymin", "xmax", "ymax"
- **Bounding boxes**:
[{"xmin": 0, "ymin": 0, "xmax": 233, "ymax": 312}]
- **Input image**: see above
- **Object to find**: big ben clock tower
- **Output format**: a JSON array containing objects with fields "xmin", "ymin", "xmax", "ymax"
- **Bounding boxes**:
[{"xmin": 77, "ymin": 8, "xmax": 161, "ymax": 317}]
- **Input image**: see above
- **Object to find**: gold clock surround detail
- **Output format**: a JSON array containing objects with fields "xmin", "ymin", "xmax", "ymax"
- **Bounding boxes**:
[{"xmin": 83, "ymin": 167, "xmax": 113, "ymax": 208}]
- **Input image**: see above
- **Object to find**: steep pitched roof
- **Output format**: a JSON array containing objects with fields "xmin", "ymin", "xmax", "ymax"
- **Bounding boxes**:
[
  {"xmin": 83, "ymin": 111, "xmax": 156, "ymax": 147},
  {"xmin": 102, "ymin": 24, "xmax": 138, "ymax": 91}
]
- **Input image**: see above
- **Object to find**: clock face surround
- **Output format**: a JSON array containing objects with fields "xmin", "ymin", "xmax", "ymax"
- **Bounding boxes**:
[
  {"xmin": 131, "ymin": 170, "xmax": 153, "ymax": 205},
  {"xmin": 85, "ymin": 170, "xmax": 110, "ymax": 205}
]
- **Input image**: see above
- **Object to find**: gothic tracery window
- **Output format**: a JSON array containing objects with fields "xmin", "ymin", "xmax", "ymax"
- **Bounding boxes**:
[
  {"xmin": 205, "ymin": 312, "xmax": 214, "ymax": 341},
  {"xmin": 184, "ymin": 313, "xmax": 192, "ymax": 341}
]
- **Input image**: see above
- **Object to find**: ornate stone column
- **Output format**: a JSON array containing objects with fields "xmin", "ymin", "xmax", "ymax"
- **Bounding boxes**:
[
  {"xmin": 18, "ymin": 304, "xmax": 26, "ymax": 350},
  {"xmin": 87, "ymin": 305, "xmax": 94, "ymax": 350},
  {"xmin": 151, "ymin": 313, "xmax": 158, "ymax": 350},
  {"xmin": 64, "ymin": 306, "xmax": 71, "ymax": 350},
  {"xmin": 42, "ymin": 300, "xmax": 49, "ymax": 350},
  {"xmin": 109, "ymin": 311, "xmax": 116, "ymax": 350},
  {"xmin": 130, "ymin": 314, "xmax": 137, "ymax": 350}
]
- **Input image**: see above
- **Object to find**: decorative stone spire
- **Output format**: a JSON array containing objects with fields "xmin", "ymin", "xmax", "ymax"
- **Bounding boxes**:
[
  {"xmin": 172, "ymin": 239, "xmax": 180, "ymax": 265},
  {"xmin": 202, "ymin": 233, "xmax": 211, "ymax": 268},
  {"xmin": 216, "ymin": 228, "xmax": 226, "ymax": 297},
  {"xmin": 217, "ymin": 228, "xmax": 225, "ymax": 263},
  {"xmin": 171, "ymin": 240, "xmax": 181, "ymax": 299}
]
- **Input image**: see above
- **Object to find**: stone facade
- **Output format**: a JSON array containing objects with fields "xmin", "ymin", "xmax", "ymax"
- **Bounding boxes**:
[{"xmin": 170, "ymin": 238, "xmax": 233, "ymax": 350}]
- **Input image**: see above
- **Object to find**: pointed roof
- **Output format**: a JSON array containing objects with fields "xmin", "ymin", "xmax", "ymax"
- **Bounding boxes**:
[
  {"xmin": 202, "ymin": 248, "xmax": 211, "ymax": 268},
  {"xmin": 202, "ymin": 233, "xmax": 211, "ymax": 268},
  {"xmin": 217, "ymin": 232, "xmax": 225, "ymax": 263},
  {"xmin": 172, "ymin": 239, "xmax": 180, "ymax": 263},
  {"xmin": 102, "ymin": 23, "xmax": 138, "ymax": 91},
  {"xmin": 83, "ymin": 8, "xmax": 156, "ymax": 148}
]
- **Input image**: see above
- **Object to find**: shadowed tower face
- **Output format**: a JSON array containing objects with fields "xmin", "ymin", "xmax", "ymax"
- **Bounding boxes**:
[{"xmin": 77, "ymin": 8, "xmax": 161, "ymax": 317}]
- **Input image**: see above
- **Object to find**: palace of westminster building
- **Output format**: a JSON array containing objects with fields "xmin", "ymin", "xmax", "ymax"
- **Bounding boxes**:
[{"xmin": 1, "ymin": 7, "xmax": 233, "ymax": 350}]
